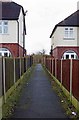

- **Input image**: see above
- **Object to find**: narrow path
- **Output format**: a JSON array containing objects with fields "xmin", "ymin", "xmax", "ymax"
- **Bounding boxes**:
[{"xmin": 12, "ymin": 64, "xmax": 67, "ymax": 118}]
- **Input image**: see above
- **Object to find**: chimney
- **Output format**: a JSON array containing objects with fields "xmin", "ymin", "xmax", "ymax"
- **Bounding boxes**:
[
  {"xmin": 0, "ymin": 0, "xmax": 12, "ymax": 2},
  {"xmin": 77, "ymin": 1, "xmax": 79, "ymax": 10}
]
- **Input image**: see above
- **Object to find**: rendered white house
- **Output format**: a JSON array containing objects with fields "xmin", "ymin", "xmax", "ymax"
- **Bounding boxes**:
[
  {"xmin": 0, "ymin": 0, "xmax": 26, "ymax": 57},
  {"xmin": 50, "ymin": 10, "xmax": 79, "ymax": 59}
]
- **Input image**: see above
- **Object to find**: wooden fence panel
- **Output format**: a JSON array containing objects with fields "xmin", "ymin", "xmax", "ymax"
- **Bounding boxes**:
[
  {"xmin": 15, "ymin": 58, "xmax": 20, "ymax": 81},
  {"xmin": 24, "ymin": 57, "xmax": 27, "ymax": 72},
  {"xmin": 5, "ymin": 58, "xmax": 14, "ymax": 92},
  {"xmin": 56, "ymin": 60, "xmax": 61, "ymax": 82},
  {"xmin": 51, "ymin": 59, "xmax": 55, "ymax": 76},
  {"xmin": 49, "ymin": 59, "xmax": 51, "ymax": 73},
  {"xmin": 50, "ymin": 59, "xmax": 52, "ymax": 74},
  {"xmin": 62, "ymin": 60, "xmax": 70, "ymax": 91},
  {"xmin": 27, "ymin": 56, "xmax": 30, "ymax": 69},
  {"xmin": 0, "ymin": 56, "xmax": 33, "ymax": 102},
  {"xmin": 21, "ymin": 58, "xmax": 24, "ymax": 75},
  {"xmin": 44, "ymin": 56, "xmax": 79, "ymax": 103},
  {"xmin": 47, "ymin": 59, "xmax": 49, "ymax": 70},
  {"xmin": 30, "ymin": 56, "xmax": 33, "ymax": 67},
  {"xmin": 72, "ymin": 60, "xmax": 79, "ymax": 100},
  {"xmin": 0, "ymin": 58, "xmax": 3, "ymax": 96}
]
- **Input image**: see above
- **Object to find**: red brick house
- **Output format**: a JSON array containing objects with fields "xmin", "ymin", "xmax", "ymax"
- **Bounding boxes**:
[
  {"xmin": 0, "ymin": 0, "xmax": 26, "ymax": 57},
  {"xmin": 50, "ymin": 10, "xmax": 79, "ymax": 59}
]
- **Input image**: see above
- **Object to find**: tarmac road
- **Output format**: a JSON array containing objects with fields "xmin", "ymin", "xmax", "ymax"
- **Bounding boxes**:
[{"xmin": 12, "ymin": 64, "xmax": 67, "ymax": 118}]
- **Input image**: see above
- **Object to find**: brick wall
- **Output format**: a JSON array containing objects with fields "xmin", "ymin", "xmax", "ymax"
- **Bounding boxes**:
[
  {"xmin": 51, "ymin": 46, "xmax": 79, "ymax": 59},
  {"xmin": 0, "ymin": 43, "xmax": 26, "ymax": 57}
]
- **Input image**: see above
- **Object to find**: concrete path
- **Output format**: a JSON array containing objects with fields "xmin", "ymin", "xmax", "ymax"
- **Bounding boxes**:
[{"xmin": 12, "ymin": 64, "xmax": 67, "ymax": 118}]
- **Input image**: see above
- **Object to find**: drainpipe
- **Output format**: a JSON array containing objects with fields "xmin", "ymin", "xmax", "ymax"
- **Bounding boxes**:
[
  {"xmin": 17, "ymin": 20, "xmax": 19, "ymax": 57},
  {"xmin": 23, "ymin": 11, "xmax": 27, "ymax": 57},
  {"xmin": 23, "ymin": 16, "xmax": 26, "ymax": 57},
  {"xmin": 23, "ymin": 30, "xmax": 25, "ymax": 57}
]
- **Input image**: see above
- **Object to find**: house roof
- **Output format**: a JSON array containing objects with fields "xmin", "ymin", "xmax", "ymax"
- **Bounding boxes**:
[
  {"xmin": 0, "ymin": 1, "xmax": 25, "ymax": 20},
  {"xmin": 0, "ymin": 1, "xmax": 26, "ymax": 34},
  {"xmin": 50, "ymin": 10, "xmax": 79, "ymax": 38}
]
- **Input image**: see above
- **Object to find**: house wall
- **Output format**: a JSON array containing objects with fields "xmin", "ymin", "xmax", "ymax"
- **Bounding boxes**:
[
  {"xmin": 51, "ymin": 26, "xmax": 78, "ymax": 49},
  {"xmin": 0, "ymin": 21, "xmax": 18, "ymax": 43},
  {"xmin": 0, "ymin": 43, "xmax": 26, "ymax": 57},
  {"xmin": 0, "ymin": 9, "xmax": 26, "ymax": 57},
  {"xmin": 52, "ymin": 46, "xmax": 79, "ymax": 59},
  {"xmin": 0, "ymin": 8, "xmax": 25, "ymax": 47},
  {"xmin": 77, "ymin": 27, "xmax": 79, "ymax": 45},
  {"xmin": 18, "ymin": 8, "xmax": 24, "ymax": 48}
]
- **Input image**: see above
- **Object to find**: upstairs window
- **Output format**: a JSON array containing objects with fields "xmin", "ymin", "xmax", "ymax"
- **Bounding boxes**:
[
  {"xmin": 69, "ymin": 28, "xmax": 73, "ymax": 38},
  {"xmin": 3, "ymin": 21, "xmax": 8, "ymax": 34},
  {"xmin": 0, "ymin": 22, "xmax": 2, "ymax": 33},
  {"xmin": 65, "ymin": 28, "xmax": 68, "ymax": 38},
  {"xmin": 0, "ymin": 21, "xmax": 8, "ymax": 34},
  {"xmin": 64, "ymin": 27, "xmax": 74, "ymax": 39}
]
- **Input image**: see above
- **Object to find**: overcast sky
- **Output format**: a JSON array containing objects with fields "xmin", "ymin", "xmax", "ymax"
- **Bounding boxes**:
[{"xmin": 13, "ymin": 0, "xmax": 78, "ymax": 54}]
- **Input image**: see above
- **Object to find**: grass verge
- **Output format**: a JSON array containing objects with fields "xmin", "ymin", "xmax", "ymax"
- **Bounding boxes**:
[{"xmin": 2, "ymin": 65, "xmax": 35, "ymax": 118}]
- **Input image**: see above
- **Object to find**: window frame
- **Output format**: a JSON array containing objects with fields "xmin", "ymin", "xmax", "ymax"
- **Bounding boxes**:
[
  {"xmin": 64, "ymin": 27, "xmax": 74, "ymax": 39},
  {"xmin": 62, "ymin": 51, "xmax": 78, "ymax": 59},
  {"xmin": 0, "ymin": 21, "xmax": 8, "ymax": 34}
]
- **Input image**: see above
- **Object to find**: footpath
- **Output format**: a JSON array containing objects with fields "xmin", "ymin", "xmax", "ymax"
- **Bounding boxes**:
[{"xmin": 12, "ymin": 64, "xmax": 67, "ymax": 118}]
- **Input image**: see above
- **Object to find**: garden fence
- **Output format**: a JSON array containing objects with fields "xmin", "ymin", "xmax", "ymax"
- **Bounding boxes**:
[{"xmin": 43, "ymin": 56, "xmax": 79, "ymax": 110}]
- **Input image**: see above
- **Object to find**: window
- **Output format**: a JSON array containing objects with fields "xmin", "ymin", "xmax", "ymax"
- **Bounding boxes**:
[
  {"xmin": 62, "ymin": 51, "xmax": 78, "ymax": 59},
  {"xmin": 70, "ymin": 28, "xmax": 73, "ymax": 38},
  {"xmin": 0, "ymin": 21, "xmax": 8, "ymax": 34},
  {"xmin": 0, "ymin": 48, "xmax": 12, "ymax": 57},
  {"xmin": 3, "ymin": 21, "xmax": 8, "ymax": 34},
  {"xmin": 66, "ymin": 55, "xmax": 69, "ymax": 59},
  {"xmin": 65, "ymin": 28, "xmax": 68, "ymax": 38},
  {"xmin": 4, "ymin": 53, "xmax": 8, "ymax": 57},
  {"xmin": 64, "ymin": 27, "xmax": 74, "ymax": 39},
  {"xmin": 0, "ymin": 22, "xmax": 2, "ymax": 34},
  {"xmin": 71, "ymin": 55, "xmax": 74, "ymax": 59},
  {"xmin": 0, "ymin": 53, "xmax": 2, "ymax": 56}
]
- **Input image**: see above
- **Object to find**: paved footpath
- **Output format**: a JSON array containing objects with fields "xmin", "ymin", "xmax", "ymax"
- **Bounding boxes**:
[{"xmin": 12, "ymin": 64, "xmax": 68, "ymax": 118}]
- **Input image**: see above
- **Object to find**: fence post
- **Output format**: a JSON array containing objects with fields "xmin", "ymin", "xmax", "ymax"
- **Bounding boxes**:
[
  {"xmin": 14, "ymin": 58, "xmax": 16, "ymax": 86},
  {"xmin": 26, "ymin": 57, "xmax": 27, "ymax": 71},
  {"xmin": 0, "ymin": 57, "xmax": 2, "ymax": 120},
  {"xmin": 20, "ymin": 57, "xmax": 21, "ymax": 77},
  {"xmin": 55, "ymin": 59, "xmax": 57, "ymax": 78},
  {"xmin": 3, "ymin": 57, "xmax": 6, "ymax": 103},
  {"xmin": 52, "ymin": 59, "xmax": 53, "ymax": 75},
  {"xmin": 61, "ymin": 59, "xmax": 63, "ymax": 86},
  {"xmin": 70, "ymin": 59, "xmax": 73, "ymax": 101}
]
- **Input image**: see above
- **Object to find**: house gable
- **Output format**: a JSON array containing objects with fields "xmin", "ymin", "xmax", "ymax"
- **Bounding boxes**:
[
  {"xmin": 0, "ymin": 1, "xmax": 26, "ymax": 34},
  {"xmin": 51, "ymin": 26, "xmax": 77, "ymax": 49},
  {"xmin": 0, "ymin": 1, "xmax": 26, "ymax": 57},
  {"xmin": 50, "ymin": 10, "xmax": 79, "ymax": 38},
  {"xmin": 50, "ymin": 10, "xmax": 79, "ymax": 59}
]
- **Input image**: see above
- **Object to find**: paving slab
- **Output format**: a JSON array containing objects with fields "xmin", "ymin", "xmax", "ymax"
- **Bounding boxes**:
[{"xmin": 12, "ymin": 64, "xmax": 68, "ymax": 118}]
